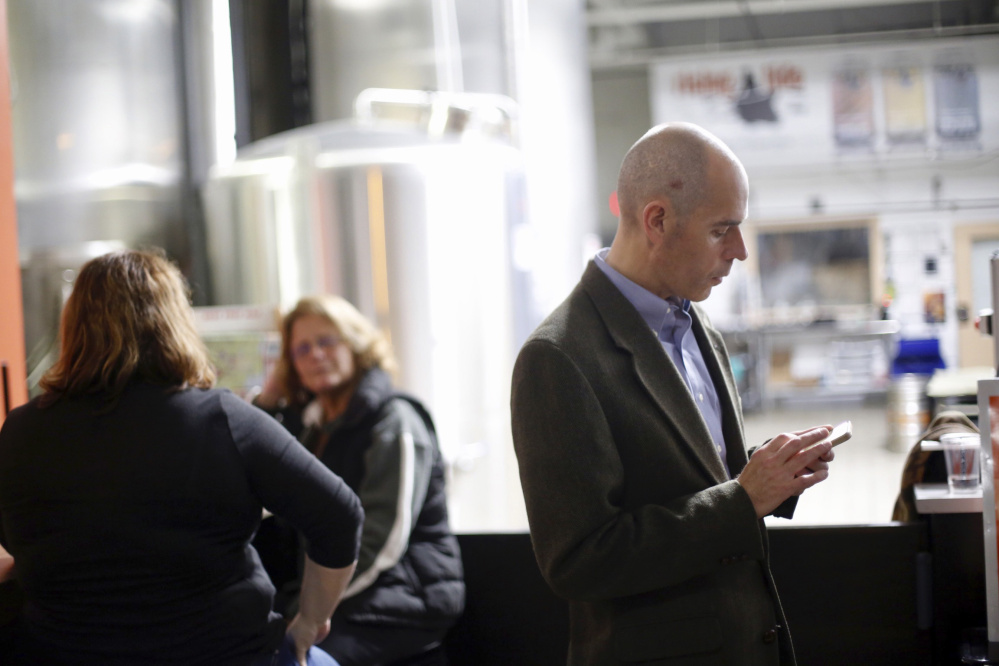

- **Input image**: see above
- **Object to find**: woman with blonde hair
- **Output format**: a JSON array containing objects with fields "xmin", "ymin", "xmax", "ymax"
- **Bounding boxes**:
[
  {"xmin": 254, "ymin": 295, "xmax": 464, "ymax": 666},
  {"xmin": 0, "ymin": 250, "xmax": 363, "ymax": 666}
]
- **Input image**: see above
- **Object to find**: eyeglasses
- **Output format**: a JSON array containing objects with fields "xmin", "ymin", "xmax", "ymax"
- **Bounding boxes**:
[{"xmin": 290, "ymin": 334, "xmax": 342, "ymax": 360}]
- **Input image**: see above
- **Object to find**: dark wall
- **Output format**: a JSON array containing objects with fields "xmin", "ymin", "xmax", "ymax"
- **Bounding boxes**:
[
  {"xmin": 447, "ymin": 533, "xmax": 568, "ymax": 665},
  {"xmin": 448, "ymin": 524, "xmax": 944, "ymax": 666},
  {"xmin": 768, "ymin": 523, "xmax": 933, "ymax": 665},
  {"xmin": 0, "ymin": 523, "xmax": 973, "ymax": 664}
]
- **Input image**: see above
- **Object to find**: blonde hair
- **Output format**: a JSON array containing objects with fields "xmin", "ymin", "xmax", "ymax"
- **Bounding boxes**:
[
  {"xmin": 278, "ymin": 295, "xmax": 396, "ymax": 407},
  {"xmin": 40, "ymin": 249, "xmax": 215, "ymax": 402}
]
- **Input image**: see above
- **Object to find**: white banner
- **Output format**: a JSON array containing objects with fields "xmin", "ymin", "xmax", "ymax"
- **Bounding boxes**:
[{"xmin": 650, "ymin": 36, "xmax": 999, "ymax": 168}]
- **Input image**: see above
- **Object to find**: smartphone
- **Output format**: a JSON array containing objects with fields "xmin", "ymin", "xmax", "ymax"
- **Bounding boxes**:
[{"xmin": 803, "ymin": 420, "xmax": 852, "ymax": 452}]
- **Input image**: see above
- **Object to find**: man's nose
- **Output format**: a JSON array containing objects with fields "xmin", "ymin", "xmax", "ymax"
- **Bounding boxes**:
[{"xmin": 726, "ymin": 227, "xmax": 748, "ymax": 261}]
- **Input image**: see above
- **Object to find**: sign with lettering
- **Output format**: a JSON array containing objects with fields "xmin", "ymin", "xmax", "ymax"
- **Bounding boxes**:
[{"xmin": 650, "ymin": 36, "xmax": 998, "ymax": 168}]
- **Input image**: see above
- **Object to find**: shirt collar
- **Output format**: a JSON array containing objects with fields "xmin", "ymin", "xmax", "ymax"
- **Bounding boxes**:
[{"xmin": 594, "ymin": 249, "xmax": 690, "ymax": 335}]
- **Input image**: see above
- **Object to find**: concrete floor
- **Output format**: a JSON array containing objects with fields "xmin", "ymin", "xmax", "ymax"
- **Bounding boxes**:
[{"xmin": 747, "ymin": 398, "xmax": 912, "ymax": 527}]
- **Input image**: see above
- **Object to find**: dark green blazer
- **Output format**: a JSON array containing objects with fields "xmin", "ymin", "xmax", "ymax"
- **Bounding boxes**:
[{"xmin": 511, "ymin": 262, "xmax": 795, "ymax": 666}]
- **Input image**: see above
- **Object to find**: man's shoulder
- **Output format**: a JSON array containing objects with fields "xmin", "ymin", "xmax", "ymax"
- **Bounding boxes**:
[
  {"xmin": 515, "ymin": 283, "xmax": 623, "ymax": 386},
  {"xmin": 523, "ymin": 275, "xmax": 602, "ymax": 349}
]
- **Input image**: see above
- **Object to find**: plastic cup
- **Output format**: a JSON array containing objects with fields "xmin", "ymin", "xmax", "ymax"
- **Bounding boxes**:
[{"xmin": 940, "ymin": 432, "xmax": 981, "ymax": 494}]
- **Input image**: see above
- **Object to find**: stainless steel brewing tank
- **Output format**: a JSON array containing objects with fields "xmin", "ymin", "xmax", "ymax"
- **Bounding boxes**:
[
  {"xmin": 9, "ymin": 0, "xmax": 188, "ymax": 392},
  {"xmin": 203, "ymin": 121, "xmax": 527, "ymax": 529},
  {"xmin": 203, "ymin": 123, "xmax": 485, "ymax": 306}
]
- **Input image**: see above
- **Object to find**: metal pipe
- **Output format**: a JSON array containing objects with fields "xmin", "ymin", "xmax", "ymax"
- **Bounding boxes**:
[
  {"xmin": 588, "ymin": 0, "xmax": 966, "ymax": 27},
  {"xmin": 589, "ymin": 23, "xmax": 999, "ymax": 70}
]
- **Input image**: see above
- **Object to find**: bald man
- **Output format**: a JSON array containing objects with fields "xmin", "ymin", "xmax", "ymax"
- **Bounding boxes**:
[{"xmin": 511, "ymin": 123, "xmax": 834, "ymax": 666}]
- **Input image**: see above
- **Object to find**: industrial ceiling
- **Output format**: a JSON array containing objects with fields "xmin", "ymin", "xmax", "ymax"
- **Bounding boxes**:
[{"xmin": 586, "ymin": 0, "xmax": 999, "ymax": 69}]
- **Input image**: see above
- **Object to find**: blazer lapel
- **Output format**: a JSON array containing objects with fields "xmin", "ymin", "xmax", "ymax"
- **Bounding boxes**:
[
  {"xmin": 580, "ymin": 263, "xmax": 729, "ymax": 484},
  {"xmin": 690, "ymin": 307, "xmax": 749, "ymax": 474}
]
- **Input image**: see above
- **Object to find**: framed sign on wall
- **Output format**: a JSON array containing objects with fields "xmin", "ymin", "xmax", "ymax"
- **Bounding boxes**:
[
  {"xmin": 650, "ymin": 36, "xmax": 998, "ymax": 170},
  {"xmin": 744, "ymin": 216, "xmax": 882, "ymax": 325}
]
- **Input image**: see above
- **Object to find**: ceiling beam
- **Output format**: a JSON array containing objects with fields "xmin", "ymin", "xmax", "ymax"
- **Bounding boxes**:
[
  {"xmin": 588, "ymin": 21, "xmax": 999, "ymax": 69},
  {"xmin": 588, "ymin": 0, "xmax": 961, "ymax": 27}
]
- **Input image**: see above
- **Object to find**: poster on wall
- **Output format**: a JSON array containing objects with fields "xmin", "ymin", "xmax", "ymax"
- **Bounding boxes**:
[
  {"xmin": 649, "ymin": 36, "xmax": 998, "ymax": 168},
  {"xmin": 192, "ymin": 305, "xmax": 280, "ymax": 399},
  {"xmin": 883, "ymin": 64, "xmax": 928, "ymax": 147},
  {"xmin": 832, "ymin": 64, "xmax": 875, "ymax": 150},
  {"xmin": 934, "ymin": 62, "xmax": 981, "ymax": 144}
]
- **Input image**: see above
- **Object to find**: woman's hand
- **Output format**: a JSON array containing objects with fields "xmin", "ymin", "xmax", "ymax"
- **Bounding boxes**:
[
  {"xmin": 285, "ymin": 614, "xmax": 331, "ymax": 666},
  {"xmin": 0, "ymin": 544, "xmax": 13, "ymax": 583},
  {"xmin": 288, "ymin": 556, "xmax": 356, "ymax": 665},
  {"xmin": 253, "ymin": 365, "xmax": 287, "ymax": 409}
]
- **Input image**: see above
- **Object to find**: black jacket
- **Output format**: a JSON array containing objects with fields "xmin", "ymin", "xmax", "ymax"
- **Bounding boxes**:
[
  {"xmin": 258, "ymin": 368, "xmax": 464, "ymax": 629},
  {"xmin": 0, "ymin": 383, "xmax": 363, "ymax": 665}
]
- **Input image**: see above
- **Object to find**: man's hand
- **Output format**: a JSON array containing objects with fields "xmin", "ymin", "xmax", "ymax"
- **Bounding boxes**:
[
  {"xmin": 737, "ymin": 426, "xmax": 833, "ymax": 518},
  {"xmin": 789, "ymin": 425, "xmax": 835, "ymax": 475}
]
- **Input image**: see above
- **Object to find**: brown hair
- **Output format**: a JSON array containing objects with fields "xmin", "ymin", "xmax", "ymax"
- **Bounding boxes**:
[
  {"xmin": 277, "ymin": 295, "xmax": 396, "ymax": 408},
  {"xmin": 40, "ymin": 249, "xmax": 215, "ymax": 402}
]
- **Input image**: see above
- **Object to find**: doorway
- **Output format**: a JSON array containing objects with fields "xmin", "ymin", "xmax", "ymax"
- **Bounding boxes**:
[{"xmin": 954, "ymin": 222, "xmax": 999, "ymax": 368}]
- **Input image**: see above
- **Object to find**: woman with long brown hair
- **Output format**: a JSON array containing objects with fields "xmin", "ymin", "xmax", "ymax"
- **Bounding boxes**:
[
  {"xmin": 253, "ymin": 295, "xmax": 464, "ymax": 666},
  {"xmin": 0, "ymin": 250, "xmax": 363, "ymax": 666}
]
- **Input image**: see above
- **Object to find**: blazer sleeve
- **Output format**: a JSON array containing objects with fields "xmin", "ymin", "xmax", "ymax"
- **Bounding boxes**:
[{"xmin": 511, "ymin": 338, "xmax": 765, "ymax": 603}]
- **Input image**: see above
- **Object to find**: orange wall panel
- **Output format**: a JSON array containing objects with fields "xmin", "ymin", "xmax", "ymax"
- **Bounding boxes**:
[{"xmin": 0, "ymin": 0, "xmax": 28, "ymax": 424}]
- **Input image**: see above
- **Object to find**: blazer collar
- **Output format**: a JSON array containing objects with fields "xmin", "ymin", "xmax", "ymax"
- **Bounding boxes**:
[{"xmin": 579, "ymin": 261, "xmax": 742, "ymax": 483}]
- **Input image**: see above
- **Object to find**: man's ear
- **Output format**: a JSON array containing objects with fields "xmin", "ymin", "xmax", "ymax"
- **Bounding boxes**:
[{"xmin": 641, "ymin": 198, "xmax": 674, "ymax": 245}]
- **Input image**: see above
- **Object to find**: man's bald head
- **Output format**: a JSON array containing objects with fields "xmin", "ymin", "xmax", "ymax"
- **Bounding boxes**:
[
  {"xmin": 605, "ymin": 122, "xmax": 749, "ymax": 301},
  {"xmin": 616, "ymin": 122, "xmax": 743, "ymax": 226}
]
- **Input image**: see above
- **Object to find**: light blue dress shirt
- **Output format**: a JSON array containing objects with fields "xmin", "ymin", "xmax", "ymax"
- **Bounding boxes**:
[{"xmin": 594, "ymin": 249, "xmax": 730, "ymax": 477}]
